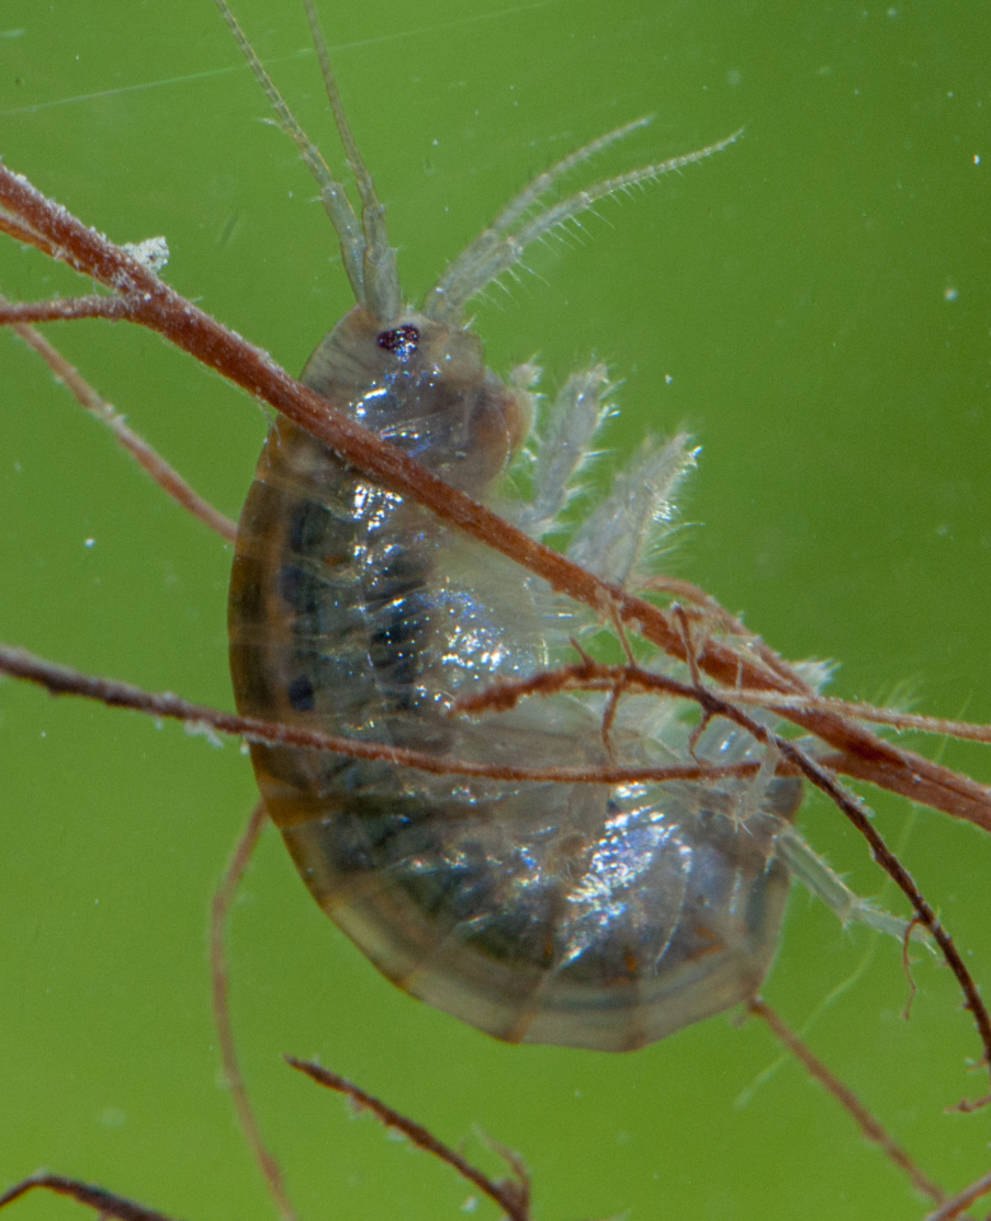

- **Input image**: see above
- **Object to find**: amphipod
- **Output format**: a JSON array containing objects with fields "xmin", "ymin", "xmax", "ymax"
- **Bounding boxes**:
[{"xmin": 225, "ymin": 5, "xmax": 866, "ymax": 1053}]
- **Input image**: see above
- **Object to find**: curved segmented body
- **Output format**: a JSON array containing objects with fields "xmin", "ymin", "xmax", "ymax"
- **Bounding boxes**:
[
  {"xmin": 229, "ymin": 304, "xmax": 800, "ymax": 1051},
  {"xmin": 225, "ymin": 4, "xmax": 805, "ymax": 1051}
]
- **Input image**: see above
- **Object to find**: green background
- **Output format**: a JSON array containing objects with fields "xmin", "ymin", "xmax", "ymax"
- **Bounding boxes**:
[{"xmin": 2, "ymin": 2, "xmax": 990, "ymax": 1219}]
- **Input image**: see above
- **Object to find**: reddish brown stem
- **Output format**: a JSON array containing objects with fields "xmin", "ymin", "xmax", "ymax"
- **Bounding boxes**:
[
  {"xmin": 210, "ymin": 803, "xmax": 298, "ymax": 1221},
  {"xmin": 0, "ymin": 1173, "xmax": 178, "ymax": 1221},
  {"xmin": 924, "ymin": 1171, "xmax": 991, "ymax": 1221},
  {"xmin": 0, "ymin": 644, "xmax": 760, "ymax": 788},
  {"xmin": 0, "ymin": 294, "xmax": 131, "ymax": 323},
  {"xmin": 750, "ymin": 1001, "xmax": 944, "ymax": 1204},
  {"xmin": 287, "ymin": 1058, "xmax": 531, "ymax": 1221},
  {"xmin": 8, "ymin": 313, "xmax": 238, "ymax": 541}
]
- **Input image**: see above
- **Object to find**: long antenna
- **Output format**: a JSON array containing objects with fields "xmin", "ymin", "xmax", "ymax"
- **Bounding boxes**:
[
  {"xmin": 425, "ymin": 126, "xmax": 742, "ymax": 323},
  {"xmin": 212, "ymin": 0, "xmax": 401, "ymax": 319}
]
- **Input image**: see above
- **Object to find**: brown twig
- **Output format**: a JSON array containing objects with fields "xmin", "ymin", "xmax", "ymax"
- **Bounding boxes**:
[
  {"xmin": 750, "ymin": 1001, "xmax": 944, "ymax": 1204},
  {"xmin": 6, "ymin": 309, "xmax": 238, "ymax": 541},
  {"xmin": 287, "ymin": 1058, "xmax": 531, "ymax": 1221},
  {"xmin": 0, "ymin": 1173, "xmax": 179, "ymax": 1221},
  {"xmin": 0, "ymin": 643, "xmax": 762, "ymax": 788},
  {"xmin": 210, "ymin": 803, "xmax": 299, "ymax": 1221},
  {"xmin": 924, "ymin": 1170, "xmax": 991, "ymax": 1221}
]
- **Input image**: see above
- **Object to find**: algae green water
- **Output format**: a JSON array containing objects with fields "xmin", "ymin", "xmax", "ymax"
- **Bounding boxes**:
[{"xmin": 1, "ymin": 3, "xmax": 989, "ymax": 1219}]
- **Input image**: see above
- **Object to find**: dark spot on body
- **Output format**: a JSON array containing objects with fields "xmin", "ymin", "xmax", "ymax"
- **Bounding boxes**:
[
  {"xmin": 278, "ymin": 563, "xmax": 327, "ymax": 613},
  {"xmin": 290, "ymin": 499, "xmax": 335, "ymax": 554},
  {"xmin": 288, "ymin": 673, "xmax": 316, "ymax": 711}
]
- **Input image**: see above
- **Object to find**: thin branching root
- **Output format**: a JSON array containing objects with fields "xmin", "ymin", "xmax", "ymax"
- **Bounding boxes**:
[
  {"xmin": 0, "ymin": 1173, "xmax": 180, "ymax": 1221},
  {"xmin": 286, "ymin": 1058, "xmax": 533, "ymax": 1221}
]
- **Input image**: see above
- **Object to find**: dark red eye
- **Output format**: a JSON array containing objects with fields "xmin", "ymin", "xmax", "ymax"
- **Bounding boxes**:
[{"xmin": 376, "ymin": 324, "xmax": 420, "ymax": 360}]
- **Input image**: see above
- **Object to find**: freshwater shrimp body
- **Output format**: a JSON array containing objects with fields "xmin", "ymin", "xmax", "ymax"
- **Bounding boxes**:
[{"xmin": 226, "ymin": 32, "xmax": 796, "ymax": 1052}]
